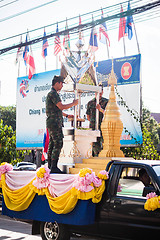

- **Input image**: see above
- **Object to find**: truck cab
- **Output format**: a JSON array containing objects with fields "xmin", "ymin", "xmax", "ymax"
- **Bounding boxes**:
[{"xmin": 70, "ymin": 159, "xmax": 160, "ymax": 239}]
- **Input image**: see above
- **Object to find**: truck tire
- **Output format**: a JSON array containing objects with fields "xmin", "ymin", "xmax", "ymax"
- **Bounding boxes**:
[{"xmin": 40, "ymin": 221, "xmax": 70, "ymax": 240}]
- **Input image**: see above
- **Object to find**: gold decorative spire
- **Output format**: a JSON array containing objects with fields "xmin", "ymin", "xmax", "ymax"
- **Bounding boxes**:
[
  {"xmin": 99, "ymin": 59, "xmax": 124, "ymax": 157},
  {"xmin": 108, "ymin": 59, "xmax": 117, "ymax": 86}
]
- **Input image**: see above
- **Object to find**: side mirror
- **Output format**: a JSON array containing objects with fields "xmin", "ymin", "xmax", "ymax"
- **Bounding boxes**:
[{"xmin": 143, "ymin": 186, "xmax": 156, "ymax": 197}]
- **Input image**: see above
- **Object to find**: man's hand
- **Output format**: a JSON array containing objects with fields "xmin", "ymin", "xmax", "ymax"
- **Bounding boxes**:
[
  {"xmin": 57, "ymin": 99, "xmax": 78, "ymax": 110},
  {"xmin": 96, "ymin": 104, "xmax": 105, "ymax": 114},
  {"xmin": 96, "ymin": 104, "xmax": 101, "ymax": 111}
]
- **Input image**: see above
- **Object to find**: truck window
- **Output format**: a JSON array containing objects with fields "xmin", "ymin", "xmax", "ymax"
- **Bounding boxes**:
[{"xmin": 117, "ymin": 167, "xmax": 145, "ymax": 197}]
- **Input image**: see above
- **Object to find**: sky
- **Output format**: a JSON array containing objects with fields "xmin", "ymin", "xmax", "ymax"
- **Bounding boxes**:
[{"xmin": 0, "ymin": 0, "xmax": 160, "ymax": 113}]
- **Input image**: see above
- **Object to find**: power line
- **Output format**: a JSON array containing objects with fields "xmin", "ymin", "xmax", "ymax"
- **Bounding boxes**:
[
  {"xmin": 0, "ymin": 0, "xmax": 160, "ymax": 55},
  {"xmin": 1, "ymin": 0, "xmax": 145, "ymax": 43},
  {"xmin": 0, "ymin": 0, "xmax": 129, "ymax": 42},
  {"xmin": 0, "ymin": 0, "xmax": 58, "ymax": 23},
  {"xmin": 0, "ymin": 0, "xmax": 18, "ymax": 9},
  {"xmin": 1, "ymin": 7, "xmax": 160, "ymax": 56}
]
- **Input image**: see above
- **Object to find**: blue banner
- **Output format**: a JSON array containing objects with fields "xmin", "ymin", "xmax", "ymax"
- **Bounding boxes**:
[{"xmin": 96, "ymin": 54, "xmax": 141, "ymax": 86}]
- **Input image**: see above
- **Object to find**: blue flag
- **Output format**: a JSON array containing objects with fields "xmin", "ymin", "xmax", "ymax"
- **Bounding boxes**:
[
  {"xmin": 23, "ymin": 33, "xmax": 29, "ymax": 65},
  {"xmin": 89, "ymin": 17, "xmax": 98, "ymax": 52},
  {"xmin": 125, "ymin": 1, "xmax": 133, "ymax": 40}
]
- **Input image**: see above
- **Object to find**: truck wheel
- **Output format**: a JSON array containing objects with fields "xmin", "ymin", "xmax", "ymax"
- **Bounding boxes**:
[{"xmin": 40, "ymin": 221, "xmax": 70, "ymax": 240}]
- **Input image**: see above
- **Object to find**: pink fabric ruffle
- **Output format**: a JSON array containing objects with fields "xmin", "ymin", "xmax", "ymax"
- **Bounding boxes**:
[
  {"xmin": 32, "ymin": 166, "xmax": 50, "ymax": 189},
  {"xmin": 0, "ymin": 163, "xmax": 13, "ymax": 180}
]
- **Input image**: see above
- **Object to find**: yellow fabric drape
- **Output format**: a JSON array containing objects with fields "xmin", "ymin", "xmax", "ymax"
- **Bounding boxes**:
[
  {"xmin": 0, "ymin": 173, "xmax": 106, "ymax": 214},
  {"xmin": 46, "ymin": 189, "xmax": 78, "ymax": 214},
  {"xmin": 1, "ymin": 174, "xmax": 36, "ymax": 211}
]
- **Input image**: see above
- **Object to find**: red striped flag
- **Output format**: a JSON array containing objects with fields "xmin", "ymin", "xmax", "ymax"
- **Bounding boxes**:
[
  {"xmin": 118, "ymin": 5, "xmax": 126, "ymax": 41},
  {"xmin": 99, "ymin": 10, "xmax": 110, "ymax": 46},
  {"xmin": 42, "ymin": 129, "xmax": 49, "ymax": 161},
  {"xmin": 42, "ymin": 28, "xmax": 49, "ymax": 58},
  {"xmin": 54, "ymin": 23, "xmax": 62, "ymax": 56},
  {"xmin": 26, "ymin": 46, "xmax": 36, "ymax": 80}
]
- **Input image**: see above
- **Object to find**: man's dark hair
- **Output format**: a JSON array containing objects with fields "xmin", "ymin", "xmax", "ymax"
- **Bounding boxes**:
[
  {"xmin": 52, "ymin": 75, "xmax": 64, "ymax": 85},
  {"xmin": 139, "ymin": 168, "xmax": 147, "ymax": 178}
]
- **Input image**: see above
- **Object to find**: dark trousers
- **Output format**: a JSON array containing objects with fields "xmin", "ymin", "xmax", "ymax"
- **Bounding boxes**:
[
  {"xmin": 47, "ymin": 128, "xmax": 63, "ymax": 173},
  {"xmin": 92, "ymin": 136, "xmax": 103, "ymax": 157}
]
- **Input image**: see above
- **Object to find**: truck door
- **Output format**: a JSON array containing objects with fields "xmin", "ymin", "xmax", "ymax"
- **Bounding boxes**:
[
  {"xmin": 108, "ymin": 165, "xmax": 160, "ymax": 234},
  {"xmin": 99, "ymin": 164, "xmax": 160, "ymax": 238}
]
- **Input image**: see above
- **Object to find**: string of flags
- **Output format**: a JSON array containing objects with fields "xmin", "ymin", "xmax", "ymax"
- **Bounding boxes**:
[{"xmin": 15, "ymin": 1, "xmax": 136, "ymax": 80}]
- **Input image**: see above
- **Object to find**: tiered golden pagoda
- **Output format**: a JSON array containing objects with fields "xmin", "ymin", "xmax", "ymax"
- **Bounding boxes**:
[{"xmin": 99, "ymin": 60, "xmax": 124, "ymax": 157}]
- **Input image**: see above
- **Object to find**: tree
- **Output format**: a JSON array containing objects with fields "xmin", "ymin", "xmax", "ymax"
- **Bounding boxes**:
[
  {"xmin": 121, "ymin": 106, "xmax": 160, "ymax": 160},
  {"xmin": 0, "ymin": 120, "xmax": 16, "ymax": 163},
  {"xmin": 0, "ymin": 105, "xmax": 16, "ymax": 131},
  {"xmin": 0, "ymin": 120, "xmax": 29, "ymax": 165},
  {"xmin": 142, "ymin": 107, "xmax": 160, "ymax": 147}
]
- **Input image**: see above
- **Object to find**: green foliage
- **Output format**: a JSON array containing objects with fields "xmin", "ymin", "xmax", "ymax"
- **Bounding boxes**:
[
  {"xmin": 121, "ymin": 106, "xmax": 160, "ymax": 160},
  {"xmin": 0, "ymin": 120, "xmax": 30, "ymax": 165},
  {"xmin": 142, "ymin": 107, "xmax": 160, "ymax": 146},
  {"xmin": 122, "ymin": 125, "xmax": 160, "ymax": 160},
  {"xmin": 0, "ymin": 105, "xmax": 16, "ymax": 131}
]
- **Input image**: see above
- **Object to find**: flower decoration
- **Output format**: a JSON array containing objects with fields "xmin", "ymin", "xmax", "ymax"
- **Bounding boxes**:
[
  {"xmin": 32, "ymin": 166, "xmax": 50, "ymax": 189},
  {"xmin": 97, "ymin": 170, "xmax": 109, "ymax": 180},
  {"xmin": 146, "ymin": 192, "xmax": 157, "ymax": 199},
  {"xmin": 92, "ymin": 176, "xmax": 102, "ymax": 188},
  {"xmin": 37, "ymin": 167, "xmax": 46, "ymax": 178},
  {"xmin": 79, "ymin": 168, "xmax": 92, "ymax": 178},
  {"xmin": 74, "ymin": 168, "xmax": 95, "ymax": 192},
  {"xmin": 0, "ymin": 162, "xmax": 13, "ymax": 180},
  {"xmin": 144, "ymin": 192, "xmax": 160, "ymax": 211},
  {"xmin": 73, "ymin": 168, "xmax": 109, "ymax": 193}
]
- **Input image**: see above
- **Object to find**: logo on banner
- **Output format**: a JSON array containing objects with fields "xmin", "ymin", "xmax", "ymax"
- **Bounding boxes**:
[
  {"xmin": 19, "ymin": 79, "xmax": 29, "ymax": 98},
  {"xmin": 121, "ymin": 62, "xmax": 132, "ymax": 80}
]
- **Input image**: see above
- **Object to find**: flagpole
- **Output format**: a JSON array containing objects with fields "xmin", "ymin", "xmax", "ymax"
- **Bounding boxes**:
[
  {"xmin": 26, "ymin": 64, "xmax": 28, "ymax": 76},
  {"xmin": 133, "ymin": 20, "xmax": 140, "ymax": 54},
  {"xmin": 105, "ymin": 38, "xmax": 110, "ymax": 59},
  {"xmin": 45, "ymin": 58, "xmax": 46, "ymax": 71},
  {"xmin": 101, "ymin": 8, "xmax": 110, "ymax": 59},
  {"xmin": 18, "ymin": 61, "xmax": 20, "ymax": 77},
  {"xmin": 122, "ymin": 10, "xmax": 126, "ymax": 57},
  {"xmin": 26, "ymin": 30, "xmax": 29, "ymax": 76},
  {"xmin": 122, "ymin": 34, "xmax": 126, "ymax": 56}
]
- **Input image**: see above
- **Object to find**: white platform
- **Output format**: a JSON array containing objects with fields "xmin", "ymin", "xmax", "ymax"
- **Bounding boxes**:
[{"xmin": 58, "ymin": 127, "xmax": 100, "ymax": 172}]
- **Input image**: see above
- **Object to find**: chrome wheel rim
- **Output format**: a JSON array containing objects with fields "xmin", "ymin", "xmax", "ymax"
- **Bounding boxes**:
[{"xmin": 44, "ymin": 222, "xmax": 59, "ymax": 240}]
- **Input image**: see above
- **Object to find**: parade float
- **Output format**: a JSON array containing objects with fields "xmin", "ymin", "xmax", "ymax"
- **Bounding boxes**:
[{"xmin": 0, "ymin": 162, "xmax": 109, "ymax": 225}]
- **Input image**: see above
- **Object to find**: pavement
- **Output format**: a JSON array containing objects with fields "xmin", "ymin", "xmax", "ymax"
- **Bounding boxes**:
[{"xmin": 0, "ymin": 213, "xmax": 41, "ymax": 240}]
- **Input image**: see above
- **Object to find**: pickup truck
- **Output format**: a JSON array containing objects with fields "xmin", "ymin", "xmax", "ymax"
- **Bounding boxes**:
[
  {"xmin": 37, "ymin": 159, "xmax": 160, "ymax": 240},
  {"xmin": 2, "ymin": 159, "xmax": 160, "ymax": 239}
]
